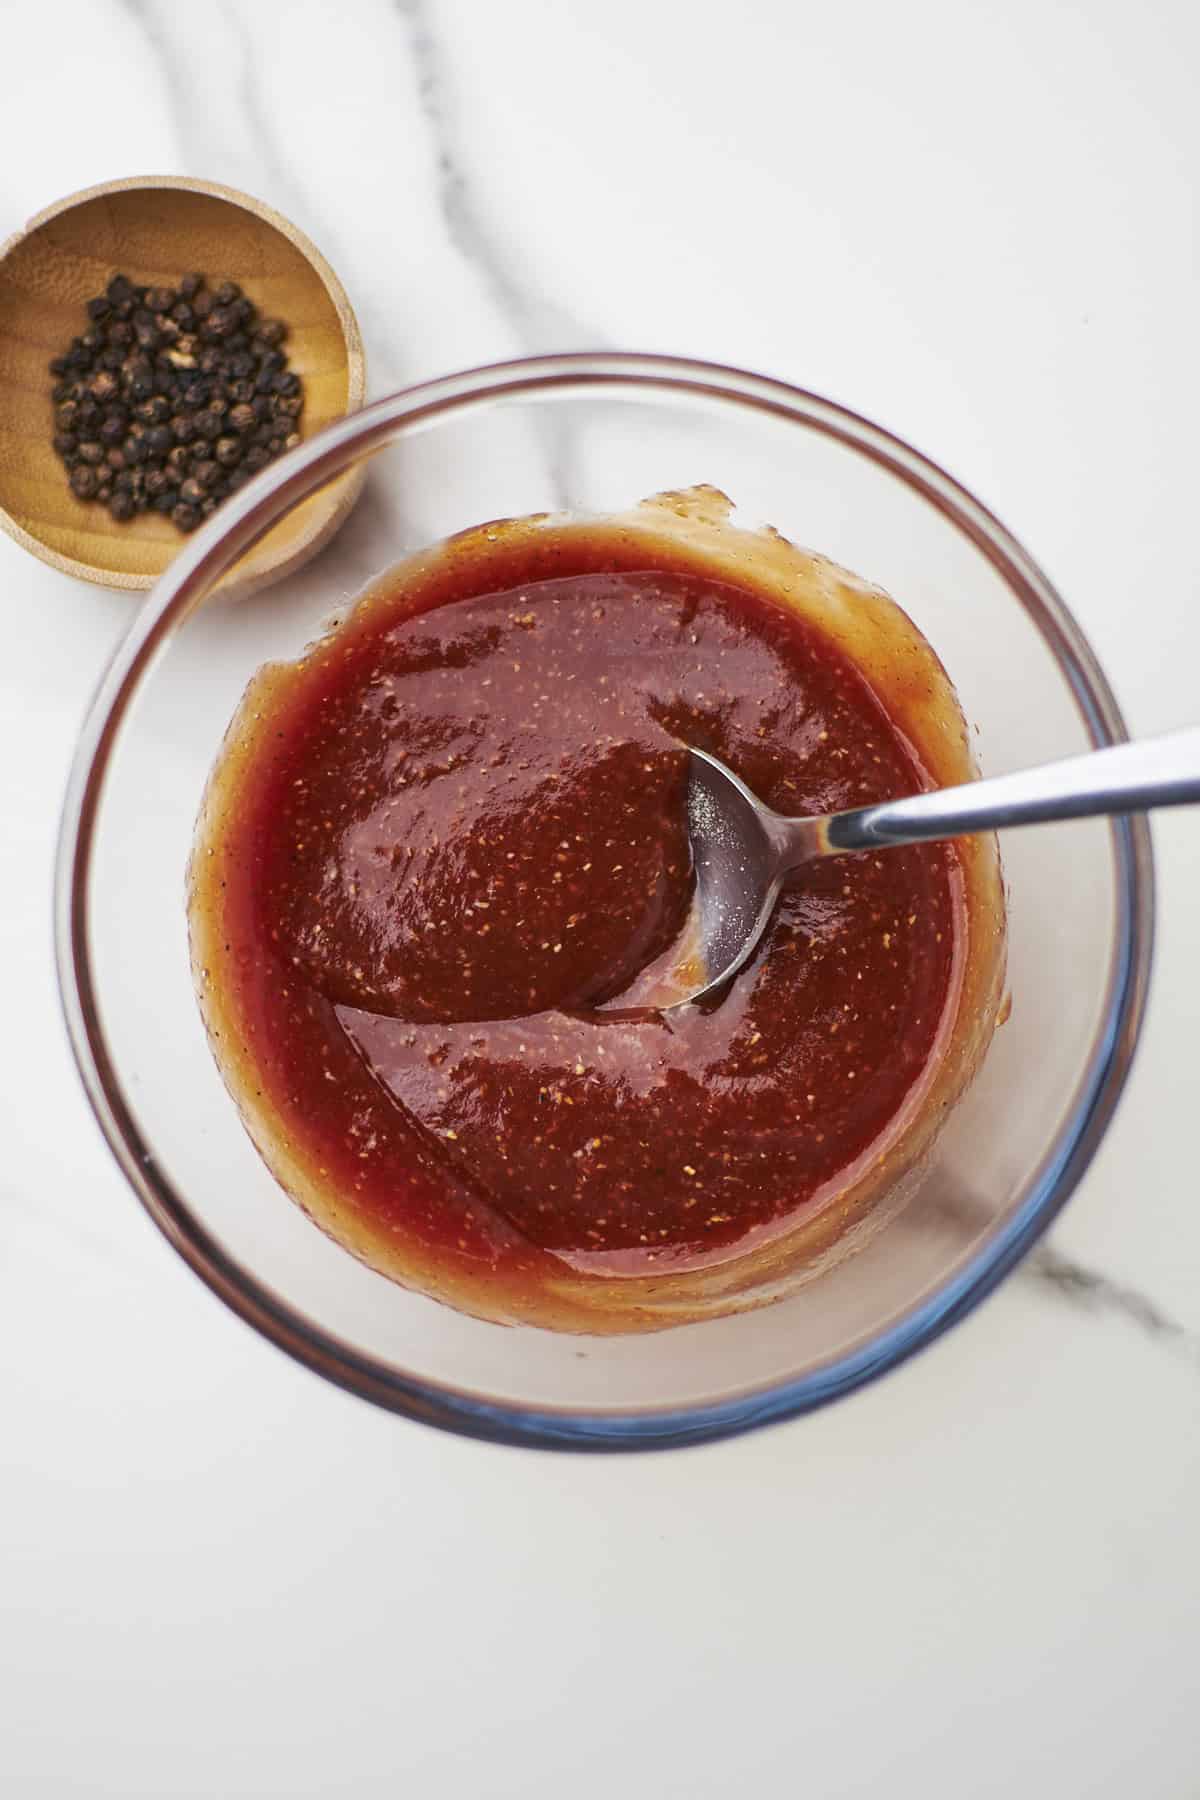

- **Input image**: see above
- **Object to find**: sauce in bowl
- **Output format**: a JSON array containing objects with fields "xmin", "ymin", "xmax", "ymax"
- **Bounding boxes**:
[{"xmin": 190, "ymin": 489, "xmax": 1005, "ymax": 1330}]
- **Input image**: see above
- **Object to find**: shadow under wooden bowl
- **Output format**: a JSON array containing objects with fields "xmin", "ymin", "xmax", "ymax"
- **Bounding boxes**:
[{"xmin": 0, "ymin": 175, "xmax": 366, "ymax": 597}]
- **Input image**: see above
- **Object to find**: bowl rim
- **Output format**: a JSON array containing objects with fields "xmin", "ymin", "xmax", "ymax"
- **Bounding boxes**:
[
  {"xmin": 0, "ymin": 172, "xmax": 367, "ymax": 592},
  {"xmin": 54, "ymin": 352, "xmax": 1155, "ymax": 1451}
]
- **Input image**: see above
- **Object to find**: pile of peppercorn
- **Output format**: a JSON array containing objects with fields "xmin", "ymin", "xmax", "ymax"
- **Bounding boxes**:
[{"xmin": 49, "ymin": 272, "xmax": 303, "ymax": 532}]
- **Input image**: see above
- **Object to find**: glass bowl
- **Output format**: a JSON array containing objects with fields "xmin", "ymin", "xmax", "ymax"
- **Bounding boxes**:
[{"xmin": 56, "ymin": 355, "xmax": 1153, "ymax": 1450}]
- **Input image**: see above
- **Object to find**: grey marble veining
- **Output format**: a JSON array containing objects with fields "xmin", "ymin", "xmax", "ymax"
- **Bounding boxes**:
[
  {"xmin": 122, "ymin": 0, "xmax": 600, "ymax": 374},
  {"xmin": 392, "ymin": 0, "xmax": 602, "ymax": 505},
  {"xmin": 395, "ymin": 0, "xmax": 605, "ymax": 357},
  {"xmin": 1028, "ymin": 1245, "xmax": 1200, "ymax": 1370},
  {"xmin": 116, "ymin": 0, "xmax": 197, "ymax": 163},
  {"xmin": 119, "ymin": 0, "xmax": 601, "ymax": 504}
]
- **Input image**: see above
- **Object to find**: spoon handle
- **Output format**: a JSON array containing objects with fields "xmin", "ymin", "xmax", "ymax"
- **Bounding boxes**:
[{"xmin": 805, "ymin": 724, "xmax": 1200, "ymax": 856}]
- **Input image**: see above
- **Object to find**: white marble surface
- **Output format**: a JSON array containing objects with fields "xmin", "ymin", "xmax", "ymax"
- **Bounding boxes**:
[{"xmin": 2, "ymin": 1, "xmax": 1199, "ymax": 1794}]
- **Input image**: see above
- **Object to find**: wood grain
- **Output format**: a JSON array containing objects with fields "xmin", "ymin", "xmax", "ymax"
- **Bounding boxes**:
[{"xmin": 0, "ymin": 176, "xmax": 366, "ymax": 595}]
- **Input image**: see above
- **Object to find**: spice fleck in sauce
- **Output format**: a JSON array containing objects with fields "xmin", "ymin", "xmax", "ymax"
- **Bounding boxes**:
[{"xmin": 191, "ymin": 498, "xmax": 984, "ymax": 1330}]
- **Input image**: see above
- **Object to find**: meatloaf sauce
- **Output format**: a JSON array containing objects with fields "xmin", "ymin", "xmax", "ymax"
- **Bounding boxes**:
[{"xmin": 190, "ymin": 492, "xmax": 995, "ymax": 1331}]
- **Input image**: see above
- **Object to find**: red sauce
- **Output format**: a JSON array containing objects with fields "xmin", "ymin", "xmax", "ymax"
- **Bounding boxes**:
[{"xmin": 191, "ymin": 521, "xmax": 961, "ymax": 1319}]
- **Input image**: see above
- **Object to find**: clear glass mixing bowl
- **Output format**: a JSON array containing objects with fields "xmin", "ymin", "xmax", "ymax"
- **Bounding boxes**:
[{"xmin": 55, "ymin": 356, "xmax": 1153, "ymax": 1450}]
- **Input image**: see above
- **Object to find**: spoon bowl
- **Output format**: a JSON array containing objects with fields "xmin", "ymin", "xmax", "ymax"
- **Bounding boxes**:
[
  {"xmin": 682, "ymin": 748, "xmax": 790, "ymax": 1000},
  {"xmin": 679, "ymin": 725, "xmax": 1200, "ymax": 1006}
]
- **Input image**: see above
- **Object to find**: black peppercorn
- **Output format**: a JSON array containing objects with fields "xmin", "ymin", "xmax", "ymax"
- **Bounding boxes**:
[
  {"xmin": 50, "ymin": 267, "xmax": 303, "ymax": 532},
  {"xmin": 202, "ymin": 305, "xmax": 238, "ymax": 340}
]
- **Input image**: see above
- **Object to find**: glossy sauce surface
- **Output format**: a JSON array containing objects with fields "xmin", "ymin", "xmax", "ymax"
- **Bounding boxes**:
[{"xmin": 191, "ymin": 520, "xmax": 962, "ymax": 1318}]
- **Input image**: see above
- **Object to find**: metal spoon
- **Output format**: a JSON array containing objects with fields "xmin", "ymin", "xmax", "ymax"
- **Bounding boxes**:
[{"xmin": 679, "ymin": 727, "xmax": 1200, "ymax": 1005}]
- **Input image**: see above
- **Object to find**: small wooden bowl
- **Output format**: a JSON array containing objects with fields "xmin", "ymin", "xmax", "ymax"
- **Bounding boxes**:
[{"xmin": 0, "ymin": 176, "xmax": 366, "ymax": 595}]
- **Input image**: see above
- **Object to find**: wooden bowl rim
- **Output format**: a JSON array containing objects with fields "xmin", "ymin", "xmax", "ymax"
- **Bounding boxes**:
[{"xmin": 0, "ymin": 173, "xmax": 367, "ymax": 593}]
